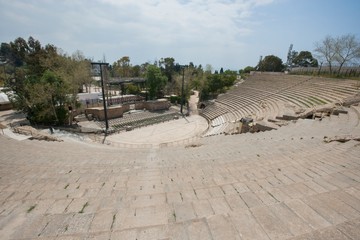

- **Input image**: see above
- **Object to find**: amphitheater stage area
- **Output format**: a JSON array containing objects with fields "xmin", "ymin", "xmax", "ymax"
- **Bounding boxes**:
[
  {"xmin": 105, "ymin": 115, "xmax": 208, "ymax": 147},
  {"xmin": 1, "ymin": 73, "xmax": 360, "ymax": 239}
]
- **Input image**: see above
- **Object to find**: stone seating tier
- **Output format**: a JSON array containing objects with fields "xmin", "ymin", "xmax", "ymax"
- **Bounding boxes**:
[
  {"xmin": 1, "ymin": 98, "xmax": 360, "ymax": 239},
  {"xmin": 200, "ymin": 73, "xmax": 360, "ymax": 136}
]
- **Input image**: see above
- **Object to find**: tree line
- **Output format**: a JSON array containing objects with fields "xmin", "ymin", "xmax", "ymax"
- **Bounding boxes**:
[
  {"xmin": 0, "ymin": 37, "xmax": 92, "ymax": 125},
  {"xmin": 241, "ymin": 34, "xmax": 360, "ymax": 76},
  {"xmin": 1, "ymin": 34, "xmax": 358, "ymax": 125},
  {"xmin": 0, "ymin": 37, "xmax": 237, "ymax": 125}
]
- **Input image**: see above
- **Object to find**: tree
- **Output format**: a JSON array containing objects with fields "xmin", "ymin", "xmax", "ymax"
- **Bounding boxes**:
[
  {"xmin": 160, "ymin": 57, "xmax": 175, "ymax": 82},
  {"xmin": 201, "ymin": 70, "xmax": 237, "ymax": 99},
  {"xmin": 205, "ymin": 64, "xmax": 213, "ymax": 74},
  {"xmin": 70, "ymin": 51, "xmax": 92, "ymax": 93},
  {"xmin": 334, "ymin": 34, "xmax": 360, "ymax": 74},
  {"xmin": 3, "ymin": 36, "xmax": 91, "ymax": 125},
  {"xmin": 145, "ymin": 65, "xmax": 167, "ymax": 100},
  {"xmin": 242, "ymin": 66, "xmax": 256, "ymax": 73},
  {"xmin": 293, "ymin": 51, "xmax": 318, "ymax": 67},
  {"xmin": 125, "ymin": 83, "xmax": 140, "ymax": 95},
  {"xmin": 314, "ymin": 35, "xmax": 338, "ymax": 74},
  {"xmin": 259, "ymin": 55, "xmax": 284, "ymax": 72},
  {"xmin": 221, "ymin": 70, "xmax": 237, "ymax": 88},
  {"xmin": 314, "ymin": 34, "xmax": 360, "ymax": 74},
  {"xmin": 26, "ymin": 70, "xmax": 70, "ymax": 124},
  {"xmin": 113, "ymin": 56, "xmax": 131, "ymax": 77},
  {"xmin": 10, "ymin": 37, "xmax": 29, "ymax": 67},
  {"xmin": 132, "ymin": 65, "xmax": 141, "ymax": 77}
]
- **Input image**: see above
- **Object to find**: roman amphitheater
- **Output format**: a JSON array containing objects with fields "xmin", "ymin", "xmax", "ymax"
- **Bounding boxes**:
[{"xmin": 1, "ymin": 72, "xmax": 360, "ymax": 239}]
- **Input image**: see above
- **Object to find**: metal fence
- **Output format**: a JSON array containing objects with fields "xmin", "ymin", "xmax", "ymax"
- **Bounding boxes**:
[{"xmin": 291, "ymin": 66, "xmax": 360, "ymax": 77}]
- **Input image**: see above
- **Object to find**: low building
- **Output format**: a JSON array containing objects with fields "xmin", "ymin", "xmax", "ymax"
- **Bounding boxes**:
[{"xmin": 0, "ymin": 89, "xmax": 12, "ymax": 111}]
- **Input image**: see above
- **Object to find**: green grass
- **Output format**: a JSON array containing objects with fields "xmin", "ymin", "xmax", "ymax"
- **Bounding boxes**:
[
  {"xmin": 308, "ymin": 96, "xmax": 327, "ymax": 105},
  {"xmin": 27, "ymin": 204, "xmax": 37, "ymax": 213},
  {"xmin": 78, "ymin": 202, "xmax": 89, "ymax": 213},
  {"xmin": 111, "ymin": 214, "xmax": 116, "ymax": 230}
]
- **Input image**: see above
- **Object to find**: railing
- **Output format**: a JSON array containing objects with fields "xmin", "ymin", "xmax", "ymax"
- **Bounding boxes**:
[{"xmin": 291, "ymin": 66, "xmax": 360, "ymax": 77}]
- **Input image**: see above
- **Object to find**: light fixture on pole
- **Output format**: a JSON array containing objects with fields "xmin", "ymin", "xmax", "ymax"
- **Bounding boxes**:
[
  {"xmin": 91, "ymin": 62, "xmax": 109, "ymax": 133},
  {"xmin": 180, "ymin": 65, "xmax": 187, "ymax": 115}
]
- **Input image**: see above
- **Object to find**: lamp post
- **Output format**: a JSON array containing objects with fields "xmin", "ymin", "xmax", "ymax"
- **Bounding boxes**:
[
  {"xmin": 180, "ymin": 65, "xmax": 186, "ymax": 115},
  {"xmin": 91, "ymin": 62, "xmax": 109, "ymax": 133}
]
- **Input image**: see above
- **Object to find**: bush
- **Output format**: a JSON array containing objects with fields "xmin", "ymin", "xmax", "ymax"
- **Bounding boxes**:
[{"xmin": 170, "ymin": 95, "xmax": 181, "ymax": 104}]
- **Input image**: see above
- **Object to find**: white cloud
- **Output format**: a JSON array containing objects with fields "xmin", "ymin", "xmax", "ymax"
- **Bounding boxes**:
[
  {"xmin": 0, "ymin": 0, "xmax": 275, "ymax": 69},
  {"xmin": 2, "ymin": 0, "xmax": 359, "ymax": 69}
]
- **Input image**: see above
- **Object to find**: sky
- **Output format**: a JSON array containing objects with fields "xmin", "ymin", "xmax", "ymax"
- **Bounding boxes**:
[{"xmin": 0, "ymin": 0, "xmax": 359, "ymax": 71}]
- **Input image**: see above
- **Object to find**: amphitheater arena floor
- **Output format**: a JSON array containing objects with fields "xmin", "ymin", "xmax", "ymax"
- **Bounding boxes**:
[
  {"xmin": 104, "ymin": 115, "xmax": 209, "ymax": 148},
  {"xmin": 1, "ymin": 109, "xmax": 360, "ymax": 239}
]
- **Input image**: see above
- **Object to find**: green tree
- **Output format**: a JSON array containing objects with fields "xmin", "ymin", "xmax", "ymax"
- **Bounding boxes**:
[
  {"xmin": 160, "ymin": 57, "xmax": 175, "ymax": 82},
  {"xmin": 132, "ymin": 65, "xmax": 141, "ymax": 77},
  {"xmin": 3, "ymin": 36, "xmax": 90, "ymax": 125},
  {"xmin": 26, "ymin": 70, "xmax": 70, "ymax": 124},
  {"xmin": 113, "ymin": 56, "xmax": 131, "ymax": 77},
  {"xmin": 293, "ymin": 51, "xmax": 318, "ymax": 67},
  {"xmin": 145, "ymin": 65, "xmax": 167, "ymax": 100},
  {"xmin": 259, "ymin": 55, "xmax": 284, "ymax": 72},
  {"xmin": 9, "ymin": 37, "xmax": 29, "ymax": 67},
  {"xmin": 222, "ymin": 70, "xmax": 237, "ymax": 87},
  {"xmin": 125, "ymin": 83, "xmax": 140, "ymax": 95},
  {"xmin": 202, "ymin": 70, "xmax": 236, "ymax": 99},
  {"xmin": 242, "ymin": 66, "xmax": 256, "ymax": 73}
]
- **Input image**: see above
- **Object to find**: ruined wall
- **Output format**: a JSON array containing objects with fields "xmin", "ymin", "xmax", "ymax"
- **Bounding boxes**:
[
  {"xmin": 84, "ymin": 99, "xmax": 171, "ymax": 121},
  {"xmin": 145, "ymin": 99, "xmax": 170, "ymax": 111},
  {"xmin": 85, "ymin": 106, "xmax": 124, "ymax": 121}
]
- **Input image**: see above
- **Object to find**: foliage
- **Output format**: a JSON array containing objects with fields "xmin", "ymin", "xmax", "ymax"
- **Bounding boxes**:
[
  {"xmin": 169, "ymin": 95, "xmax": 182, "ymax": 104},
  {"xmin": 258, "ymin": 55, "xmax": 284, "ymax": 72},
  {"xmin": 145, "ymin": 65, "xmax": 167, "ymax": 100},
  {"xmin": 1, "ymin": 36, "xmax": 92, "ymax": 125},
  {"xmin": 292, "ymin": 51, "xmax": 318, "ymax": 67},
  {"xmin": 159, "ymin": 57, "xmax": 176, "ymax": 82},
  {"xmin": 112, "ymin": 56, "xmax": 131, "ymax": 77},
  {"xmin": 111, "ymin": 56, "xmax": 145, "ymax": 78},
  {"xmin": 22, "ymin": 70, "xmax": 70, "ymax": 124},
  {"xmin": 125, "ymin": 83, "xmax": 140, "ymax": 95},
  {"xmin": 200, "ymin": 70, "xmax": 237, "ymax": 100},
  {"xmin": 242, "ymin": 66, "xmax": 256, "ymax": 73}
]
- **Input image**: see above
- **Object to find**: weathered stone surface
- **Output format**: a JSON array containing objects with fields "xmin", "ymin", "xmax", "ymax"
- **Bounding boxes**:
[
  {"xmin": 174, "ymin": 202, "xmax": 197, "ymax": 222},
  {"xmin": 13, "ymin": 126, "xmax": 63, "ymax": 142},
  {"xmin": 229, "ymin": 209, "xmax": 270, "ymax": 240},
  {"xmin": 1, "ymin": 99, "xmax": 360, "ymax": 239},
  {"xmin": 251, "ymin": 205, "xmax": 293, "ymax": 240},
  {"xmin": 207, "ymin": 214, "xmax": 240, "ymax": 240},
  {"xmin": 187, "ymin": 219, "xmax": 212, "ymax": 240}
]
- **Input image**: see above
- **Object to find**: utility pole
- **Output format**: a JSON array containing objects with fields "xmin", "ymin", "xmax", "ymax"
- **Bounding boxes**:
[
  {"xmin": 180, "ymin": 66, "xmax": 185, "ymax": 114},
  {"xmin": 91, "ymin": 62, "xmax": 109, "ymax": 133}
]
